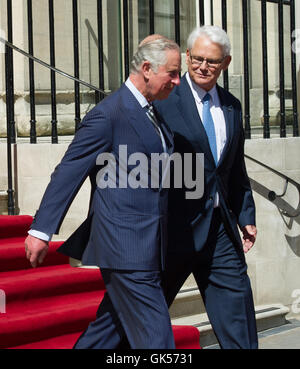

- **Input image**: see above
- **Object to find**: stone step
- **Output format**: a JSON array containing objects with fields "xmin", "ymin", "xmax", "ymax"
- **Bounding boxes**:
[
  {"xmin": 169, "ymin": 288, "xmax": 204, "ymax": 319},
  {"xmin": 0, "ymin": 191, "xmax": 8, "ymax": 215},
  {"xmin": 171, "ymin": 303, "xmax": 290, "ymax": 347},
  {"xmin": 250, "ymin": 125, "xmax": 294, "ymax": 139}
]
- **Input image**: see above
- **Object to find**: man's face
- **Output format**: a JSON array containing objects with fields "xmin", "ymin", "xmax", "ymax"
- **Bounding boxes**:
[
  {"xmin": 147, "ymin": 49, "xmax": 181, "ymax": 101},
  {"xmin": 186, "ymin": 36, "xmax": 231, "ymax": 91}
]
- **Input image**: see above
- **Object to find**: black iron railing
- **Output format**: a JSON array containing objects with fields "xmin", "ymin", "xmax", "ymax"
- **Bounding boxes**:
[
  {"xmin": 1, "ymin": 37, "xmax": 107, "ymax": 215},
  {"xmin": 2, "ymin": 0, "xmax": 299, "ymax": 143},
  {"xmin": 0, "ymin": 0, "xmax": 299, "ymax": 216}
]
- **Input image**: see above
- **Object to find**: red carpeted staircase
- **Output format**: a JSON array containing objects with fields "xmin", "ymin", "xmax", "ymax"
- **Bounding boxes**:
[{"xmin": 0, "ymin": 215, "xmax": 201, "ymax": 349}]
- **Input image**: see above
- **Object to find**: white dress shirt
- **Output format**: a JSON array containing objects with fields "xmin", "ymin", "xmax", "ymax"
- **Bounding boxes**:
[
  {"xmin": 186, "ymin": 73, "xmax": 227, "ymax": 207},
  {"xmin": 125, "ymin": 77, "xmax": 149, "ymax": 108}
]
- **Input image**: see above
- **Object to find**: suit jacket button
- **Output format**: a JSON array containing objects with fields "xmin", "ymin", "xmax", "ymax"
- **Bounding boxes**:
[{"xmin": 209, "ymin": 196, "xmax": 214, "ymax": 201}]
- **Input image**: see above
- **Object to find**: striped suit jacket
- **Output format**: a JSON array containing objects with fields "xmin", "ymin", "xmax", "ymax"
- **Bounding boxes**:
[{"xmin": 31, "ymin": 84, "xmax": 174, "ymax": 271}]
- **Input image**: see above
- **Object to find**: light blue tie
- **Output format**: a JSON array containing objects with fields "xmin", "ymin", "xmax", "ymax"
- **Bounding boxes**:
[{"xmin": 202, "ymin": 93, "xmax": 218, "ymax": 164}]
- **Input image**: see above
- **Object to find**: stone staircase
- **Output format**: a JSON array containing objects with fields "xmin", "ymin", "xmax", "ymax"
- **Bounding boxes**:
[
  {"xmin": 0, "ymin": 215, "xmax": 201, "ymax": 349},
  {"xmin": 170, "ymin": 287, "xmax": 290, "ymax": 347},
  {"xmin": 47, "ymin": 257, "xmax": 292, "ymax": 348}
]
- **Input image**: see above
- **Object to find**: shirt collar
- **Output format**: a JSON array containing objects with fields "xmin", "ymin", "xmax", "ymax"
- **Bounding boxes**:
[
  {"xmin": 125, "ymin": 77, "xmax": 149, "ymax": 108},
  {"xmin": 185, "ymin": 72, "xmax": 218, "ymax": 105}
]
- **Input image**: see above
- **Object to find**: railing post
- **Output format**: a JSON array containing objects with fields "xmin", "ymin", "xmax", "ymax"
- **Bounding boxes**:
[
  {"xmin": 290, "ymin": 0, "xmax": 299, "ymax": 137},
  {"xmin": 149, "ymin": 0, "xmax": 155, "ymax": 34},
  {"xmin": 5, "ymin": 45, "xmax": 15, "ymax": 215},
  {"xmin": 210, "ymin": 0, "xmax": 214, "ymax": 25},
  {"xmin": 123, "ymin": 0, "xmax": 129, "ymax": 81},
  {"xmin": 261, "ymin": 0, "xmax": 270, "ymax": 139},
  {"xmin": 27, "ymin": 0, "xmax": 37, "ymax": 144},
  {"xmin": 242, "ymin": 0, "xmax": 251, "ymax": 139},
  {"xmin": 221, "ymin": 0, "xmax": 229, "ymax": 91},
  {"xmin": 278, "ymin": 0, "xmax": 286, "ymax": 138},
  {"xmin": 199, "ymin": 0, "xmax": 205, "ymax": 26},
  {"xmin": 6, "ymin": 0, "xmax": 15, "ymax": 144},
  {"xmin": 96, "ymin": 0, "xmax": 105, "ymax": 104},
  {"xmin": 72, "ymin": 0, "xmax": 81, "ymax": 132},
  {"xmin": 48, "ymin": 0, "xmax": 58, "ymax": 143},
  {"xmin": 174, "ymin": 0, "xmax": 180, "ymax": 46}
]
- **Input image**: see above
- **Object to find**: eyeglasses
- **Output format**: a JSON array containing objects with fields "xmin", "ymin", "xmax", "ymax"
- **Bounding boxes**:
[{"xmin": 189, "ymin": 54, "xmax": 225, "ymax": 69}]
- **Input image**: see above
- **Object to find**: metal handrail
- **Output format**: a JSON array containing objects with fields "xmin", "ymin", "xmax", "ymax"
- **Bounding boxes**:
[
  {"xmin": 245, "ymin": 154, "xmax": 300, "ymax": 218},
  {"xmin": 0, "ymin": 36, "xmax": 109, "ymax": 215},
  {"xmin": 0, "ymin": 37, "xmax": 109, "ymax": 96}
]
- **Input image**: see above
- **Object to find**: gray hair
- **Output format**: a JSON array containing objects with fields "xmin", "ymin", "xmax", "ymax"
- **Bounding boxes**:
[
  {"xmin": 131, "ymin": 38, "xmax": 180, "ymax": 74},
  {"xmin": 187, "ymin": 25, "xmax": 231, "ymax": 56}
]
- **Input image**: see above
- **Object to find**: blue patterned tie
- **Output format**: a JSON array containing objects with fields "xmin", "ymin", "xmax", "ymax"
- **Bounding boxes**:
[
  {"xmin": 146, "ymin": 104, "xmax": 167, "ymax": 153},
  {"xmin": 202, "ymin": 93, "xmax": 218, "ymax": 164}
]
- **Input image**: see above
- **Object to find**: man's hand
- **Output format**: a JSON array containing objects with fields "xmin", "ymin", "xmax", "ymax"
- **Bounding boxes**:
[
  {"xmin": 25, "ymin": 235, "xmax": 49, "ymax": 268},
  {"xmin": 241, "ymin": 225, "xmax": 257, "ymax": 253}
]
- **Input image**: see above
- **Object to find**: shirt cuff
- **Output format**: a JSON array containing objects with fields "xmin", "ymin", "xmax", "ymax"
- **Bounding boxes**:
[{"xmin": 28, "ymin": 229, "xmax": 52, "ymax": 242}]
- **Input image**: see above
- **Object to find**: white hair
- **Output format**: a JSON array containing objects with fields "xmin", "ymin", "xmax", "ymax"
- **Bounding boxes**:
[
  {"xmin": 131, "ymin": 38, "xmax": 180, "ymax": 74},
  {"xmin": 187, "ymin": 25, "xmax": 231, "ymax": 56}
]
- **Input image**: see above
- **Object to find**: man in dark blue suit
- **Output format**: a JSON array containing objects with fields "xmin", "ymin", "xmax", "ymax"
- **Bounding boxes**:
[
  {"xmin": 155, "ymin": 26, "xmax": 258, "ymax": 349},
  {"xmin": 24, "ymin": 37, "xmax": 181, "ymax": 349}
]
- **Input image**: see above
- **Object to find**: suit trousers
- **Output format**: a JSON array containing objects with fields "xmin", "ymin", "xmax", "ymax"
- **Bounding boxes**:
[
  {"xmin": 162, "ymin": 208, "xmax": 258, "ymax": 349},
  {"xmin": 73, "ymin": 269, "xmax": 175, "ymax": 349}
]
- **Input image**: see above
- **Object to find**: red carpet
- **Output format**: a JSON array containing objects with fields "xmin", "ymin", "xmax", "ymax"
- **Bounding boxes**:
[{"xmin": 0, "ymin": 215, "xmax": 201, "ymax": 349}]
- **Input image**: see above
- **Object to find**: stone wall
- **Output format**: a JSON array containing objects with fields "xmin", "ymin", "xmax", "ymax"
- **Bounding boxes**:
[{"xmin": 245, "ymin": 137, "xmax": 300, "ymax": 314}]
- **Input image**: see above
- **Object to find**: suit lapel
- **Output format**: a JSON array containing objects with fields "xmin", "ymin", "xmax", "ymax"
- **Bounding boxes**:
[
  {"xmin": 216, "ymin": 85, "xmax": 234, "ymax": 167},
  {"xmin": 120, "ymin": 84, "xmax": 164, "ymax": 156}
]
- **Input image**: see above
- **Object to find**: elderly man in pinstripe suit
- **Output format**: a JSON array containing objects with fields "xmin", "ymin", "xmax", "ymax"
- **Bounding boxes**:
[{"xmin": 24, "ymin": 37, "xmax": 181, "ymax": 349}]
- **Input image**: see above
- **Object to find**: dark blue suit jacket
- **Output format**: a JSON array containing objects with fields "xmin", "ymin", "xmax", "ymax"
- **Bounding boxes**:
[
  {"xmin": 31, "ymin": 84, "xmax": 174, "ymax": 271},
  {"xmin": 155, "ymin": 74, "xmax": 255, "ymax": 253}
]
